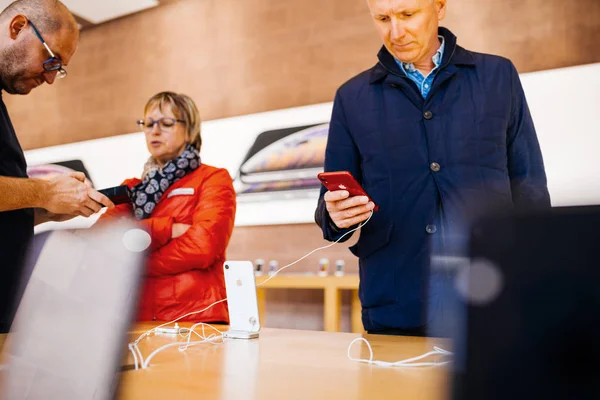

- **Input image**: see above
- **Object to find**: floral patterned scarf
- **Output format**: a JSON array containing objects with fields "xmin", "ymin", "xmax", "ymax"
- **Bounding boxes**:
[{"xmin": 129, "ymin": 144, "xmax": 201, "ymax": 220}]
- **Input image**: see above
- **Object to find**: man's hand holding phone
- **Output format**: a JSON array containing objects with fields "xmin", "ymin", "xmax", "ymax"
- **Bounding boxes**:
[
  {"xmin": 324, "ymin": 191, "xmax": 375, "ymax": 229},
  {"xmin": 318, "ymin": 171, "xmax": 378, "ymax": 229}
]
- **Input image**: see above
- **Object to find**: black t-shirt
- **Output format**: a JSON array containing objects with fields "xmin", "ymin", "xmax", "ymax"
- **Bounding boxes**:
[{"xmin": 0, "ymin": 92, "xmax": 34, "ymax": 333}]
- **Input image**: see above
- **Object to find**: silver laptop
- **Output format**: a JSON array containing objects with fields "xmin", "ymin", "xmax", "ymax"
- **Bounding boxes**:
[{"xmin": 1, "ymin": 220, "xmax": 146, "ymax": 400}]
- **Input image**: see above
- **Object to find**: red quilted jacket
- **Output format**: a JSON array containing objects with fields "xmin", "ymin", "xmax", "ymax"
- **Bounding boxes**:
[{"xmin": 98, "ymin": 164, "xmax": 236, "ymax": 323}]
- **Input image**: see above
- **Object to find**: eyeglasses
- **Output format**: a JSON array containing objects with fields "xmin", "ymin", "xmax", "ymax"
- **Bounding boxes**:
[
  {"xmin": 137, "ymin": 118, "xmax": 186, "ymax": 132},
  {"xmin": 29, "ymin": 20, "xmax": 67, "ymax": 79}
]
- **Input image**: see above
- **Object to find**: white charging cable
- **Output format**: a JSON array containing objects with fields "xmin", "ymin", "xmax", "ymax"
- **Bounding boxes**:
[
  {"xmin": 141, "ymin": 323, "xmax": 225, "ymax": 369},
  {"xmin": 347, "ymin": 337, "xmax": 453, "ymax": 367},
  {"xmin": 178, "ymin": 322, "xmax": 225, "ymax": 351},
  {"xmin": 129, "ymin": 212, "xmax": 374, "ymax": 370},
  {"xmin": 128, "ymin": 343, "xmax": 139, "ymax": 369},
  {"xmin": 129, "ymin": 300, "xmax": 227, "ymax": 369},
  {"xmin": 257, "ymin": 211, "xmax": 373, "ymax": 286},
  {"xmin": 130, "ymin": 322, "xmax": 226, "ymax": 369}
]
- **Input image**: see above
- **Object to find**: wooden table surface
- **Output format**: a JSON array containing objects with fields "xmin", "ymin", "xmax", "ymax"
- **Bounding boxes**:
[
  {"xmin": 1, "ymin": 324, "xmax": 451, "ymax": 400},
  {"xmin": 118, "ymin": 323, "xmax": 451, "ymax": 400}
]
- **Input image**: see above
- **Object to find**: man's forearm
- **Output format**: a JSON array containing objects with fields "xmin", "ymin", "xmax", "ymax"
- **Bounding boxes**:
[{"xmin": 0, "ymin": 176, "xmax": 46, "ymax": 212}]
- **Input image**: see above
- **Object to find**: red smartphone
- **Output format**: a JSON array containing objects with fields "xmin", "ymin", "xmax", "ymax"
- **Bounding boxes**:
[{"xmin": 317, "ymin": 171, "xmax": 379, "ymax": 211}]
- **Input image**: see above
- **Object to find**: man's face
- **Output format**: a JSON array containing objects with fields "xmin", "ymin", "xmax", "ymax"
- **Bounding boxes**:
[
  {"xmin": 0, "ymin": 18, "xmax": 78, "ymax": 95},
  {"xmin": 367, "ymin": 0, "xmax": 446, "ymax": 65}
]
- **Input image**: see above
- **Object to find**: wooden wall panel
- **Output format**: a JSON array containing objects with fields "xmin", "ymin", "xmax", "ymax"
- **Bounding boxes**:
[{"xmin": 4, "ymin": 0, "xmax": 598, "ymax": 150}]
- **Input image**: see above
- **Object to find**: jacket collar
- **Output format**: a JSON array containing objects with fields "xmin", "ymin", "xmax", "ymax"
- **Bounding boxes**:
[{"xmin": 369, "ymin": 27, "xmax": 475, "ymax": 84}]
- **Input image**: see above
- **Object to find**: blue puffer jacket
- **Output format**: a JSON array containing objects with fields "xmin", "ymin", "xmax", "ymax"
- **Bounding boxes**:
[{"xmin": 315, "ymin": 27, "xmax": 550, "ymax": 332}]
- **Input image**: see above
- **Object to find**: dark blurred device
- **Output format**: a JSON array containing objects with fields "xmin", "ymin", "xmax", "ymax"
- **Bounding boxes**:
[
  {"xmin": 452, "ymin": 206, "xmax": 600, "ymax": 400},
  {"xmin": 1, "ymin": 221, "xmax": 147, "ymax": 400},
  {"xmin": 98, "ymin": 185, "xmax": 131, "ymax": 206}
]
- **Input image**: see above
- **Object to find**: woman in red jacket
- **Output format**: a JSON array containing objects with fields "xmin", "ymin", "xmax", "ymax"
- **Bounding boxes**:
[{"xmin": 99, "ymin": 91, "xmax": 235, "ymax": 324}]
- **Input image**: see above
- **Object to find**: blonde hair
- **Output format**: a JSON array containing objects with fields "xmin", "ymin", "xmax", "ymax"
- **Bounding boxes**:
[{"xmin": 144, "ymin": 91, "xmax": 202, "ymax": 151}]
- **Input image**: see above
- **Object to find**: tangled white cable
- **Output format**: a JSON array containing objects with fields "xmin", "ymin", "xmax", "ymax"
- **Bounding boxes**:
[
  {"xmin": 129, "ymin": 301, "xmax": 227, "ymax": 370},
  {"xmin": 129, "ymin": 212, "xmax": 374, "ymax": 370},
  {"xmin": 130, "ymin": 322, "xmax": 226, "ymax": 370},
  {"xmin": 141, "ymin": 323, "xmax": 225, "ymax": 369},
  {"xmin": 347, "ymin": 338, "xmax": 453, "ymax": 367}
]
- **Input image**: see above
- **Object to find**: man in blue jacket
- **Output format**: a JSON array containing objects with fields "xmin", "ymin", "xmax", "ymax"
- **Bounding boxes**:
[{"xmin": 315, "ymin": 0, "xmax": 550, "ymax": 336}]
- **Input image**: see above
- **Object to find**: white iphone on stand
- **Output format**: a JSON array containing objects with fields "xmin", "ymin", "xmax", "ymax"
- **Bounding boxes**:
[{"xmin": 223, "ymin": 261, "xmax": 261, "ymax": 339}]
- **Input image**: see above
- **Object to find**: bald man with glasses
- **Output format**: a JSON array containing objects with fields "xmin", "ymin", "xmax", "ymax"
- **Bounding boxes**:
[{"xmin": 0, "ymin": 0, "xmax": 114, "ymax": 333}]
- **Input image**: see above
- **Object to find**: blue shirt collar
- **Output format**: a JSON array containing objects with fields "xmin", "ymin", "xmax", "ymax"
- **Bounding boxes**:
[{"xmin": 396, "ymin": 35, "xmax": 445, "ymax": 73}]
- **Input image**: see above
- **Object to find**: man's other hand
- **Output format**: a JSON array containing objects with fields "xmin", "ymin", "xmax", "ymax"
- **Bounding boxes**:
[{"xmin": 42, "ymin": 172, "xmax": 115, "ymax": 217}]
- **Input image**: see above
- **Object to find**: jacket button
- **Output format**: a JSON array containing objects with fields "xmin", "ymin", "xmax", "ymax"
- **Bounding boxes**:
[
  {"xmin": 423, "ymin": 111, "xmax": 433, "ymax": 120},
  {"xmin": 426, "ymin": 224, "xmax": 437, "ymax": 234},
  {"xmin": 430, "ymin": 162, "xmax": 441, "ymax": 172}
]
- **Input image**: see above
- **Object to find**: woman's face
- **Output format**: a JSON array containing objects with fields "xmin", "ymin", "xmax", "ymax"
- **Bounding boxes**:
[{"xmin": 143, "ymin": 104, "xmax": 188, "ymax": 166}]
